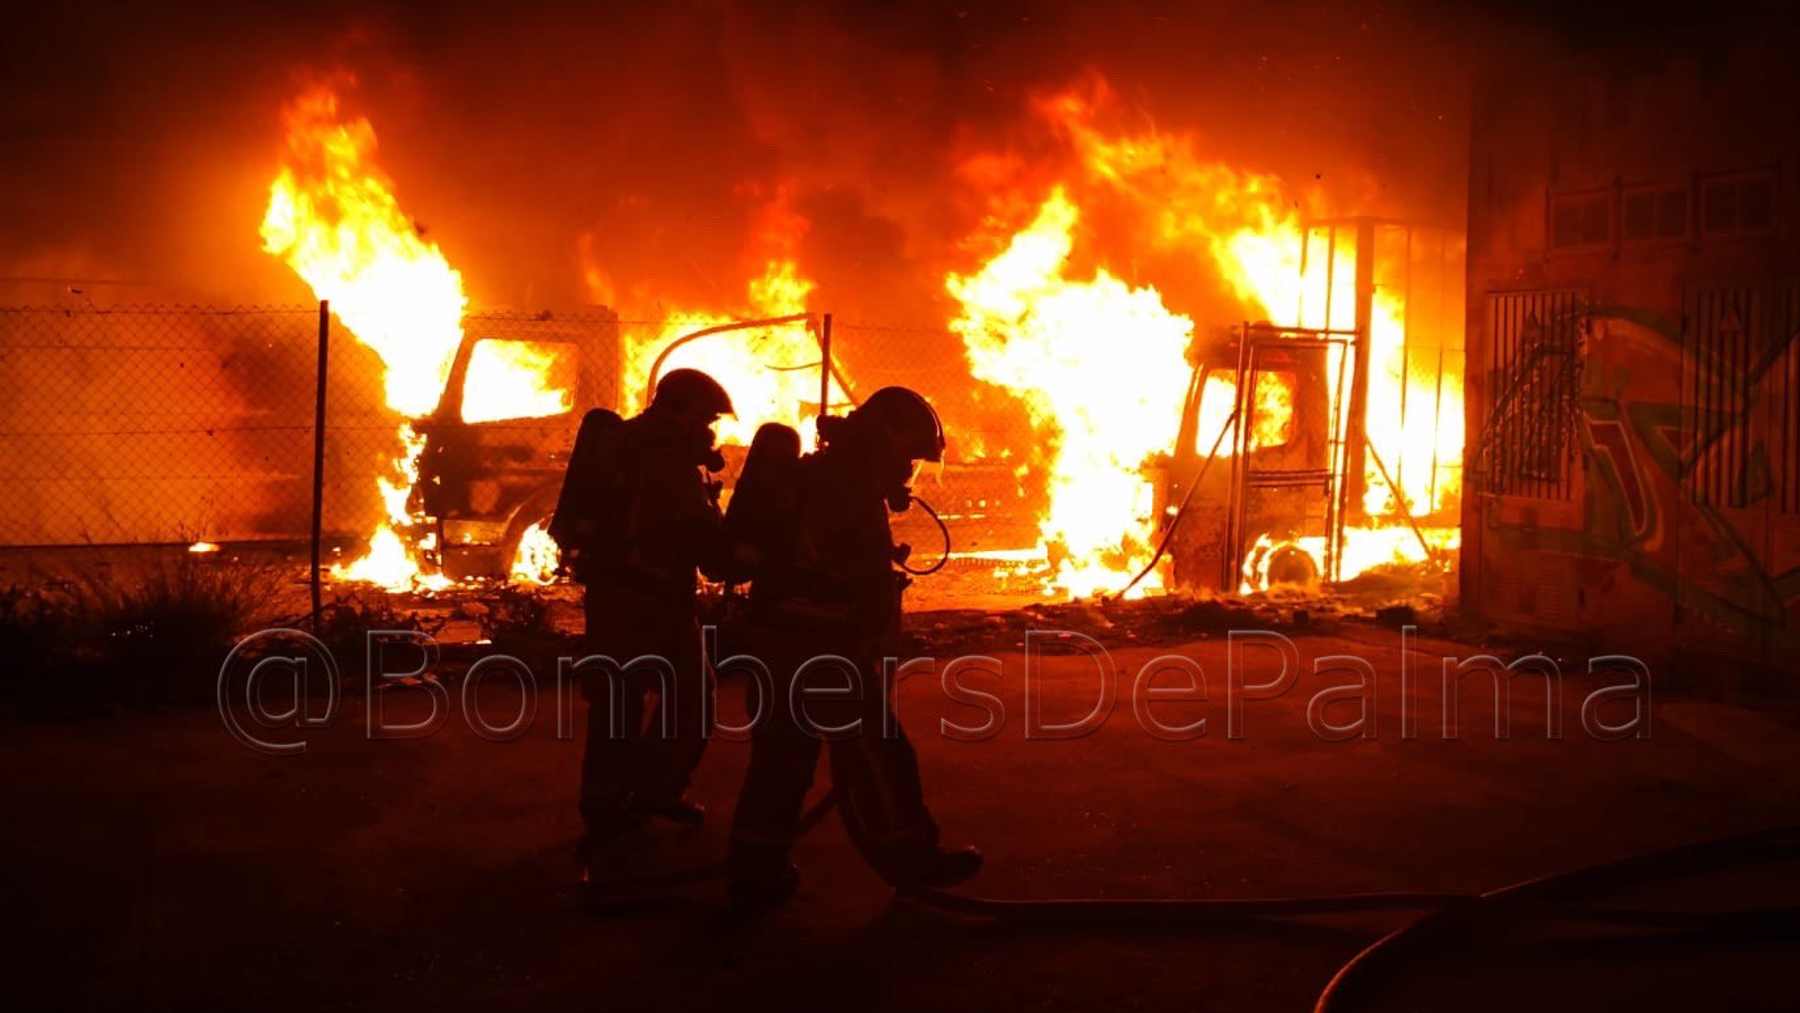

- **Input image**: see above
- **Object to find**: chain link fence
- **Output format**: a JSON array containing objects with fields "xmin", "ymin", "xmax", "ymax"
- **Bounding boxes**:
[
  {"xmin": 831, "ymin": 320, "xmax": 1044, "ymax": 556},
  {"xmin": 0, "ymin": 305, "xmax": 324, "ymax": 546},
  {"xmin": 0, "ymin": 305, "xmax": 1045, "ymax": 560},
  {"xmin": 0, "ymin": 304, "xmax": 627, "ymax": 550}
]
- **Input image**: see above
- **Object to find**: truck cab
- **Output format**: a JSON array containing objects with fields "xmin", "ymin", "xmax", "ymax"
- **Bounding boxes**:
[{"xmin": 413, "ymin": 309, "xmax": 621, "ymax": 579}]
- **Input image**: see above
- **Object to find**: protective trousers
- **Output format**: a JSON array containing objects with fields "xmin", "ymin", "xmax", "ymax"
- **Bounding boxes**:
[
  {"xmin": 578, "ymin": 583, "xmax": 711, "ymax": 837},
  {"xmin": 727, "ymin": 623, "xmax": 939, "ymax": 887}
]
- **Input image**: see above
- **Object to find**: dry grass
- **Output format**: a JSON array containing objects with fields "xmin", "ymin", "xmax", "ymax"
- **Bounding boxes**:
[{"xmin": 3, "ymin": 552, "xmax": 286, "ymax": 715}]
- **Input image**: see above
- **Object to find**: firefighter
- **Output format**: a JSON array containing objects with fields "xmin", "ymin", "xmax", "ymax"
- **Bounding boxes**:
[
  {"xmin": 725, "ymin": 386, "xmax": 982, "ymax": 908},
  {"xmin": 550, "ymin": 368, "xmax": 733, "ymax": 873}
]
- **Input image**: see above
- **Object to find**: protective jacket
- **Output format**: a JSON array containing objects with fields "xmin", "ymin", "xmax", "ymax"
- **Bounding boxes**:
[{"xmin": 728, "ymin": 442, "xmax": 940, "ymax": 888}]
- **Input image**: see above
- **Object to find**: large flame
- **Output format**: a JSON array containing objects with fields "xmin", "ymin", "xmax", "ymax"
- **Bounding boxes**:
[
  {"xmin": 1361, "ymin": 273, "xmax": 1465, "ymax": 519},
  {"xmin": 261, "ymin": 88, "xmax": 467, "ymax": 418},
  {"xmin": 1267, "ymin": 237, "xmax": 1462, "ymax": 589},
  {"xmin": 263, "ymin": 87, "xmax": 581, "ymax": 587},
  {"xmin": 954, "ymin": 80, "xmax": 1463, "ymax": 597},
  {"xmin": 621, "ymin": 259, "xmax": 844, "ymax": 448},
  {"xmin": 261, "ymin": 86, "xmax": 462, "ymax": 589},
  {"xmin": 461, "ymin": 339, "xmax": 576, "ymax": 424},
  {"xmin": 260, "ymin": 76, "xmax": 1462, "ymax": 601},
  {"xmin": 949, "ymin": 188, "xmax": 1194, "ymax": 598}
]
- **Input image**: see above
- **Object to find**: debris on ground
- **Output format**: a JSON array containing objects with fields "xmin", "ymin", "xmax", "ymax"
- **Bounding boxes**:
[{"xmin": 1374, "ymin": 603, "xmax": 1418, "ymax": 628}]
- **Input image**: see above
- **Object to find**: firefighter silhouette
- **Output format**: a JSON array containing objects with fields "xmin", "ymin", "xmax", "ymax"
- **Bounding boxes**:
[
  {"xmin": 548, "ymin": 368, "xmax": 732, "ymax": 868},
  {"xmin": 723, "ymin": 386, "xmax": 982, "ymax": 908}
]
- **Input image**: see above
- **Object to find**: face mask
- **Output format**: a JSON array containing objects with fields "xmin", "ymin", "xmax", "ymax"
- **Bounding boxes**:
[
  {"xmin": 884, "ymin": 455, "xmax": 918, "ymax": 512},
  {"xmin": 690, "ymin": 417, "xmax": 723, "ymax": 471}
]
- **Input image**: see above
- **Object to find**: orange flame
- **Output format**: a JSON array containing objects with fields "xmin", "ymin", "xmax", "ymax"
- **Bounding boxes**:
[
  {"xmin": 949, "ymin": 187, "xmax": 1194, "ymax": 598},
  {"xmin": 261, "ymin": 88, "xmax": 467, "ymax": 418},
  {"xmin": 461, "ymin": 339, "xmax": 576, "ymax": 425},
  {"xmin": 260, "ymin": 87, "xmax": 459, "ymax": 589},
  {"xmin": 510, "ymin": 520, "xmax": 560, "ymax": 585},
  {"xmin": 1194, "ymin": 370, "xmax": 1297, "ymax": 456},
  {"xmin": 621, "ymin": 259, "xmax": 843, "ymax": 448},
  {"xmin": 957, "ymin": 79, "xmax": 1463, "ymax": 596}
]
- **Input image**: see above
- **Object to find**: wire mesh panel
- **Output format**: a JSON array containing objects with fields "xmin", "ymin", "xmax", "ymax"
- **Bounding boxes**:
[
  {"xmin": 0, "ymin": 303, "xmax": 630, "ymax": 550},
  {"xmin": 1684, "ymin": 280, "xmax": 1800, "ymax": 513},
  {"xmin": 1780, "ymin": 282, "xmax": 1800, "ymax": 515},
  {"xmin": 832, "ymin": 321, "xmax": 1025, "ymax": 456},
  {"xmin": 0, "ymin": 305, "xmax": 323, "ymax": 546},
  {"xmin": 1685, "ymin": 284, "xmax": 1762, "ymax": 509},
  {"xmin": 834, "ymin": 320, "xmax": 1046, "ymax": 554},
  {"xmin": 1483, "ymin": 290, "xmax": 1584, "ymax": 501}
]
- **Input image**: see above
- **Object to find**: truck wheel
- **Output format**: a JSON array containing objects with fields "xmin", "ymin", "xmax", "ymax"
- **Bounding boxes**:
[
  {"xmin": 506, "ymin": 516, "xmax": 560, "ymax": 583},
  {"xmin": 501, "ymin": 489, "xmax": 565, "ymax": 584}
]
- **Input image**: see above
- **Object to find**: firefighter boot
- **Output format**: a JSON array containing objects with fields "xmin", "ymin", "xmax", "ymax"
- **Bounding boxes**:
[
  {"xmin": 634, "ymin": 794, "xmax": 706, "ymax": 828},
  {"xmin": 920, "ymin": 845, "xmax": 984, "ymax": 890},
  {"xmin": 728, "ymin": 843, "xmax": 801, "ymax": 912}
]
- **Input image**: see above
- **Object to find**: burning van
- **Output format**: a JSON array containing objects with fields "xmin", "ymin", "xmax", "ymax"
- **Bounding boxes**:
[{"xmin": 413, "ymin": 310, "xmax": 621, "ymax": 580}]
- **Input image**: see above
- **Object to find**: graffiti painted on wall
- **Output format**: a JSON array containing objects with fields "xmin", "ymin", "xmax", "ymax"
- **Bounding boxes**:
[{"xmin": 1480, "ymin": 295, "xmax": 1800, "ymax": 651}]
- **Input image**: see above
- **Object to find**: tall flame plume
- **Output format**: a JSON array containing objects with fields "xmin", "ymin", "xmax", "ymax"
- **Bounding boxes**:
[
  {"xmin": 952, "ymin": 80, "xmax": 1462, "ymax": 596},
  {"xmin": 260, "ymin": 86, "xmax": 464, "ymax": 589}
]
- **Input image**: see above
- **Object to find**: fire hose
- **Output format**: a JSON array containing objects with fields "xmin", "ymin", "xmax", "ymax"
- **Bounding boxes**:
[
  {"xmin": 897, "ymin": 494, "xmax": 952, "ymax": 576},
  {"xmin": 587, "ymin": 804, "xmax": 1800, "ymax": 1010}
]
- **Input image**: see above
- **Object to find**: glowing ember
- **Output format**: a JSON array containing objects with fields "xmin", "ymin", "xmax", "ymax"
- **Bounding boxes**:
[
  {"xmin": 187, "ymin": 541, "xmax": 220, "ymax": 554},
  {"xmin": 949, "ymin": 187, "xmax": 1194, "ymax": 598},
  {"xmin": 260, "ymin": 86, "xmax": 466, "ymax": 590}
]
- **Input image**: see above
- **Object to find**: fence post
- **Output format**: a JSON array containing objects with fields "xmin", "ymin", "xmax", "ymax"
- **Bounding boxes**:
[
  {"xmin": 818, "ymin": 312, "xmax": 833, "ymax": 420},
  {"xmin": 310, "ymin": 300, "xmax": 329, "ymax": 630}
]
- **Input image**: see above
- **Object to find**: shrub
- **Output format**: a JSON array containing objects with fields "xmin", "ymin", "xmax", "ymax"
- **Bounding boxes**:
[
  {"xmin": 2, "ymin": 554, "xmax": 284, "ymax": 716},
  {"xmin": 299, "ymin": 593, "xmax": 446, "ymax": 687}
]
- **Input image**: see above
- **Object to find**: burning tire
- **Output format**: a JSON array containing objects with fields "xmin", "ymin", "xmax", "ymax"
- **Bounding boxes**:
[
  {"xmin": 498, "ymin": 490, "xmax": 564, "ymax": 584},
  {"xmin": 1265, "ymin": 544, "xmax": 1319, "ymax": 587}
]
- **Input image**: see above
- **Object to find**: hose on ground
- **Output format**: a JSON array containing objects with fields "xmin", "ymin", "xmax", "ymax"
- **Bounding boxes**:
[
  {"xmin": 1311, "ymin": 823, "xmax": 1800, "ymax": 1012},
  {"xmin": 586, "ymin": 800, "xmax": 1800, "ymax": 1013}
]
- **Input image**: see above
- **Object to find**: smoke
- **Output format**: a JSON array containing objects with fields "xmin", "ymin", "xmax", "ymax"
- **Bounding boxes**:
[
  {"xmin": 12, "ymin": 1, "xmax": 1798, "ymax": 313},
  {"xmin": 1, "ymin": 1, "xmax": 1504, "ymax": 313}
]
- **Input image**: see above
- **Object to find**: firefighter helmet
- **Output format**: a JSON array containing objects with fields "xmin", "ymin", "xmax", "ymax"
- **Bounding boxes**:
[
  {"xmin": 652, "ymin": 368, "xmax": 735, "ymax": 417},
  {"xmin": 850, "ymin": 386, "xmax": 945, "ymax": 462}
]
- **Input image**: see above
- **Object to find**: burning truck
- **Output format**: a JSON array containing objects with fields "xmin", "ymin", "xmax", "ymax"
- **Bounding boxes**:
[
  {"xmin": 1156, "ymin": 220, "xmax": 1466, "ymax": 594},
  {"xmin": 259, "ymin": 82, "xmax": 1464, "ymax": 601},
  {"xmin": 411, "ymin": 315, "xmax": 618, "ymax": 581}
]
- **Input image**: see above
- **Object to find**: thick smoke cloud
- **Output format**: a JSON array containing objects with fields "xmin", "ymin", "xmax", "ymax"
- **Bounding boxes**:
[
  {"xmin": 9, "ymin": 2, "xmax": 1793, "ymax": 314},
  {"xmin": 3, "ymin": 1, "xmax": 1502, "ymax": 318}
]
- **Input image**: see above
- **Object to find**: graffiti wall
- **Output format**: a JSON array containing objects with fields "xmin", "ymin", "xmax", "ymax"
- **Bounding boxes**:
[
  {"xmin": 1463, "ymin": 45, "xmax": 1800, "ymax": 670},
  {"xmin": 1470, "ymin": 295, "xmax": 1800, "ymax": 662}
]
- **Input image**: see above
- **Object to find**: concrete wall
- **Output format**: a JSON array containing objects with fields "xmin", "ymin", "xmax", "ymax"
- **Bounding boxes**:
[{"xmin": 1463, "ymin": 41, "xmax": 1800, "ymax": 667}]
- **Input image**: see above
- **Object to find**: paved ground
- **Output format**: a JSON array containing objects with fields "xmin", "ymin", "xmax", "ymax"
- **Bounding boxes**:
[{"xmin": 6, "ymin": 623, "xmax": 1798, "ymax": 1011}]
